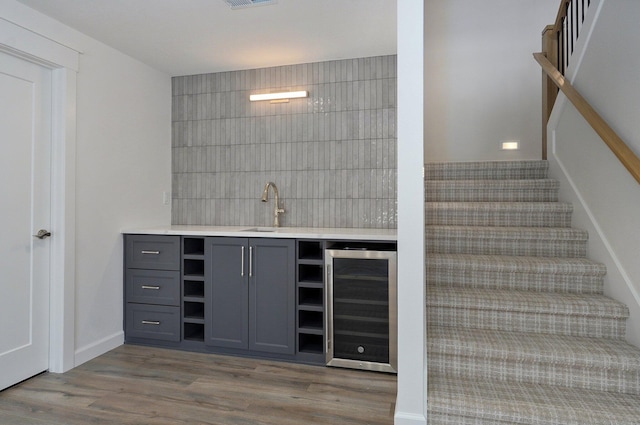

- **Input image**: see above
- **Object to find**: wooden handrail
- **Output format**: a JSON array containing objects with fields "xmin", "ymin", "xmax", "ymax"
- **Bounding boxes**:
[{"xmin": 534, "ymin": 52, "xmax": 640, "ymax": 185}]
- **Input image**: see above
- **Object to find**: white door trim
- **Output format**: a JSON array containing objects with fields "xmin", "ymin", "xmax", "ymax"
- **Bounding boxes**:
[{"xmin": 0, "ymin": 18, "xmax": 78, "ymax": 373}]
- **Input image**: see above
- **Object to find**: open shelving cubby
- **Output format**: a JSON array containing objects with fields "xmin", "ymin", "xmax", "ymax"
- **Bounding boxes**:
[
  {"xmin": 295, "ymin": 240, "xmax": 326, "ymax": 364},
  {"xmin": 182, "ymin": 237, "xmax": 205, "ymax": 343}
]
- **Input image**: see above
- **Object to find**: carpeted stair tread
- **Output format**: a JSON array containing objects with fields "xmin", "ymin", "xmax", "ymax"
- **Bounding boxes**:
[
  {"xmin": 425, "ymin": 160, "xmax": 549, "ymax": 181},
  {"xmin": 428, "ymin": 287, "xmax": 628, "ymax": 318},
  {"xmin": 426, "ymin": 179, "xmax": 559, "ymax": 202},
  {"xmin": 426, "ymin": 225, "xmax": 588, "ymax": 257},
  {"xmin": 426, "ymin": 201, "xmax": 573, "ymax": 227},
  {"xmin": 428, "ymin": 375, "xmax": 640, "ymax": 425},
  {"xmin": 427, "ymin": 253, "xmax": 606, "ymax": 293},
  {"xmin": 429, "ymin": 326, "xmax": 640, "ymax": 374},
  {"xmin": 428, "ymin": 327, "xmax": 640, "ymax": 393},
  {"xmin": 426, "ymin": 225, "xmax": 588, "ymax": 241},
  {"xmin": 428, "ymin": 287, "xmax": 628, "ymax": 338},
  {"xmin": 427, "ymin": 253, "xmax": 606, "ymax": 276}
]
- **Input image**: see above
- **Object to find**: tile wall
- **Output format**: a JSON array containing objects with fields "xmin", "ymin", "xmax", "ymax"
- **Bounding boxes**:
[{"xmin": 171, "ymin": 55, "xmax": 397, "ymax": 228}]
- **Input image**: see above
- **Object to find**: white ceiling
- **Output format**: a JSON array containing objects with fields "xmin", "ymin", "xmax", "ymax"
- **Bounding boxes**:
[{"xmin": 15, "ymin": 0, "xmax": 397, "ymax": 76}]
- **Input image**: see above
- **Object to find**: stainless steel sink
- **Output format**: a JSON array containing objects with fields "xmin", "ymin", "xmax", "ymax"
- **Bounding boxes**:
[{"xmin": 242, "ymin": 227, "xmax": 278, "ymax": 232}]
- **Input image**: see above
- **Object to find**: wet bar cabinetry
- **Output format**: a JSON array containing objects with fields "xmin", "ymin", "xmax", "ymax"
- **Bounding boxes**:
[
  {"xmin": 124, "ymin": 234, "xmax": 299, "ymax": 361},
  {"xmin": 124, "ymin": 232, "xmax": 395, "ymax": 366}
]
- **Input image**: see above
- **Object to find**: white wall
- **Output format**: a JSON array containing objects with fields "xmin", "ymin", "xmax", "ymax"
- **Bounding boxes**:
[
  {"xmin": 73, "ymin": 41, "xmax": 172, "ymax": 362},
  {"xmin": 1, "ymin": 1, "xmax": 172, "ymax": 365},
  {"xmin": 424, "ymin": 0, "xmax": 558, "ymax": 162},
  {"xmin": 548, "ymin": 0, "xmax": 640, "ymax": 345}
]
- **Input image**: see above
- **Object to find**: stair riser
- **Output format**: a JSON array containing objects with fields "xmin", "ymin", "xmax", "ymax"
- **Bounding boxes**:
[
  {"xmin": 429, "ymin": 375, "xmax": 640, "ymax": 425},
  {"xmin": 428, "ymin": 412, "xmax": 515, "ymax": 425},
  {"xmin": 425, "ymin": 171, "xmax": 550, "ymax": 181},
  {"xmin": 426, "ymin": 187, "xmax": 558, "ymax": 203},
  {"xmin": 429, "ymin": 354, "xmax": 640, "ymax": 395},
  {"xmin": 425, "ymin": 161, "xmax": 549, "ymax": 181},
  {"xmin": 426, "ymin": 238, "xmax": 587, "ymax": 257},
  {"xmin": 428, "ymin": 308, "xmax": 626, "ymax": 339},
  {"xmin": 427, "ymin": 269, "xmax": 604, "ymax": 294},
  {"xmin": 426, "ymin": 210, "xmax": 572, "ymax": 227}
]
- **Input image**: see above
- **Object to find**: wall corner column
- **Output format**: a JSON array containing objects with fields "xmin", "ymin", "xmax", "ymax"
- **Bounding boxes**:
[{"xmin": 395, "ymin": 0, "xmax": 427, "ymax": 424}]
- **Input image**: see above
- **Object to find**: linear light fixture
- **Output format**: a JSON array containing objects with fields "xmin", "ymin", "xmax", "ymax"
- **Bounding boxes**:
[{"xmin": 249, "ymin": 91, "xmax": 308, "ymax": 103}]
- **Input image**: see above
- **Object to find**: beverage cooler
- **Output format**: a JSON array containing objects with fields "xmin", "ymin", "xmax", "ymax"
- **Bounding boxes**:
[{"xmin": 325, "ymin": 243, "xmax": 397, "ymax": 373}]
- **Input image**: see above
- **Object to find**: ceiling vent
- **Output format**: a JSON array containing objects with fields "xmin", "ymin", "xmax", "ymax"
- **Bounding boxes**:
[{"xmin": 221, "ymin": 0, "xmax": 277, "ymax": 9}]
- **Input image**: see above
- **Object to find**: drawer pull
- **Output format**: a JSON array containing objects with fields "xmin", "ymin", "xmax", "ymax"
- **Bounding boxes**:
[
  {"xmin": 141, "ymin": 285, "xmax": 161, "ymax": 290},
  {"xmin": 141, "ymin": 250, "xmax": 160, "ymax": 255},
  {"xmin": 141, "ymin": 320, "xmax": 161, "ymax": 325}
]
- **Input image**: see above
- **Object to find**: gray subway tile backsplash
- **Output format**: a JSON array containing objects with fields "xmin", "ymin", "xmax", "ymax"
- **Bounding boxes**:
[{"xmin": 171, "ymin": 55, "xmax": 397, "ymax": 228}]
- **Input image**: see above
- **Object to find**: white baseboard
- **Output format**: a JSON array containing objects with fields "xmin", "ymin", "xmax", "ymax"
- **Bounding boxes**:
[
  {"xmin": 74, "ymin": 331, "xmax": 124, "ymax": 368},
  {"xmin": 394, "ymin": 412, "xmax": 427, "ymax": 425}
]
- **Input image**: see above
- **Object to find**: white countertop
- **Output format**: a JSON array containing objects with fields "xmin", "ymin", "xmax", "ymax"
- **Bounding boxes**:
[{"xmin": 122, "ymin": 225, "xmax": 397, "ymax": 241}]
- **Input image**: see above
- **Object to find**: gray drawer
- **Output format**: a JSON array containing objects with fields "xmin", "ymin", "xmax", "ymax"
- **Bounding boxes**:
[
  {"xmin": 126, "ymin": 235, "xmax": 180, "ymax": 270},
  {"xmin": 126, "ymin": 269, "xmax": 180, "ymax": 306},
  {"xmin": 126, "ymin": 304, "xmax": 180, "ymax": 342}
]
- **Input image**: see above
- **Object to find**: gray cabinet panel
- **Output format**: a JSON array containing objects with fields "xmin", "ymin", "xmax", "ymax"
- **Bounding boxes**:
[
  {"xmin": 126, "ymin": 269, "xmax": 180, "ymax": 306},
  {"xmin": 126, "ymin": 304, "xmax": 180, "ymax": 342},
  {"xmin": 205, "ymin": 237, "xmax": 249, "ymax": 350},
  {"xmin": 126, "ymin": 235, "xmax": 180, "ymax": 270},
  {"xmin": 249, "ymin": 238, "xmax": 295, "ymax": 355}
]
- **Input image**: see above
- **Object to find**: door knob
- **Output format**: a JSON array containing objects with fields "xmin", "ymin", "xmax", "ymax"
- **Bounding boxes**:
[{"xmin": 34, "ymin": 229, "xmax": 51, "ymax": 239}]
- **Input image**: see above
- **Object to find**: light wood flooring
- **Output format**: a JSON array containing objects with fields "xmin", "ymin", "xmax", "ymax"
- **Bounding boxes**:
[{"xmin": 0, "ymin": 344, "xmax": 397, "ymax": 424}]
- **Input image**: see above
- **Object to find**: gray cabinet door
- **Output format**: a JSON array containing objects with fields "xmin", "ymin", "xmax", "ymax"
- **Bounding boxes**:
[
  {"xmin": 249, "ymin": 238, "xmax": 295, "ymax": 355},
  {"xmin": 205, "ymin": 237, "xmax": 248, "ymax": 350}
]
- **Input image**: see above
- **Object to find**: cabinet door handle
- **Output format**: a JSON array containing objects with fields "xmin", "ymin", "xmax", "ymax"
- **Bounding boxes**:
[
  {"xmin": 249, "ymin": 246, "xmax": 253, "ymax": 277},
  {"xmin": 326, "ymin": 263, "xmax": 331, "ymax": 355},
  {"xmin": 241, "ymin": 246, "xmax": 245, "ymax": 277},
  {"xmin": 141, "ymin": 285, "xmax": 160, "ymax": 290},
  {"xmin": 141, "ymin": 250, "xmax": 160, "ymax": 255},
  {"xmin": 141, "ymin": 320, "xmax": 161, "ymax": 325}
]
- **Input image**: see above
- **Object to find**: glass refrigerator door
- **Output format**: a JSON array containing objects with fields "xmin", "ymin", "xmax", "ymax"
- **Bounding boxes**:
[{"xmin": 332, "ymin": 257, "xmax": 390, "ymax": 364}]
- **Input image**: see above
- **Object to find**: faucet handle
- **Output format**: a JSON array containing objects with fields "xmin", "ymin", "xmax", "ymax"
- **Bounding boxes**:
[{"xmin": 274, "ymin": 206, "xmax": 285, "ymax": 227}]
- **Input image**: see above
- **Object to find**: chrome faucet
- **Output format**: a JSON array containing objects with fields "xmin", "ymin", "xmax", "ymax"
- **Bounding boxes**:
[{"xmin": 261, "ymin": 182, "xmax": 285, "ymax": 227}]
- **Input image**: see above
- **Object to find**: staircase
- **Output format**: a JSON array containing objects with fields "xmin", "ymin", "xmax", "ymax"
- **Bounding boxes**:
[{"xmin": 425, "ymin": 160, "xmax": 640, "ymax": 424}]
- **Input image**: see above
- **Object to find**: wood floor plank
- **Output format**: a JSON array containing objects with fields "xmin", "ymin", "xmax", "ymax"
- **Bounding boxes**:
[
  {"xmin": 0, "ymin": 344, "xmax": 397, "ymax": 424},
  {"xmin": 0, "ymin": 411, "xmax": 54, "ymax": 425}
]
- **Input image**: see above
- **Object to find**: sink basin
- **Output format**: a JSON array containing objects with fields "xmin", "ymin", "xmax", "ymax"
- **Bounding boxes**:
[{"xmin": 242, "ymin": 227, "xmax": 278, "ymax": 232}]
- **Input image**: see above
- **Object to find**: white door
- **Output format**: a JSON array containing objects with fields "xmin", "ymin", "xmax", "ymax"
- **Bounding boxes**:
[{"xmin": 0, "ymin": 52, "xmax": 52, "ymax": 390}]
